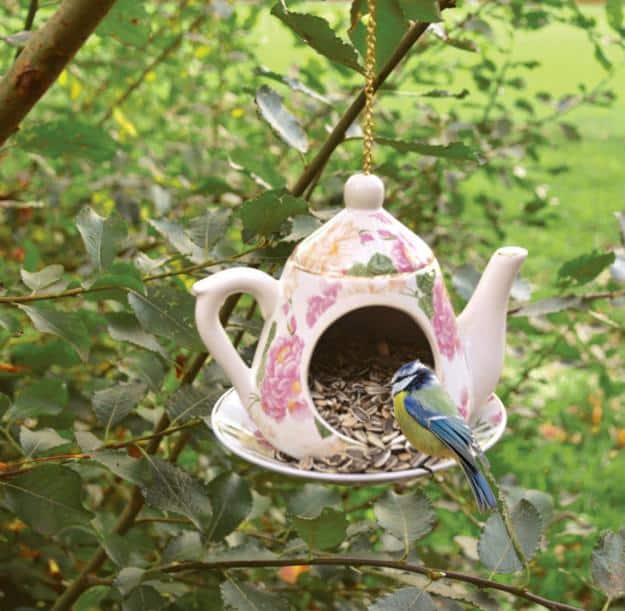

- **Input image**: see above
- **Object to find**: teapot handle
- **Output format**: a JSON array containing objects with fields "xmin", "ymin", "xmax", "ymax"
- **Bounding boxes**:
[{"xmin": 192, "ymin": 268, "xmax": 280, "ymax": 403}]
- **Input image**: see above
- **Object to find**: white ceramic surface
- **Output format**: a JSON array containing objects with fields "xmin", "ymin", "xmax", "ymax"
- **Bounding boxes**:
[{"xmin": 210, "ymin": 388, "xmax": 507, "ymax": 485}]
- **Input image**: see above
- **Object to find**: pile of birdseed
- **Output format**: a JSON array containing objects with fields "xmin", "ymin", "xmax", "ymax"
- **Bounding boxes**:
[{"xmin": 272, "ymin": 340, "xmax": 435, "ymax": 474}]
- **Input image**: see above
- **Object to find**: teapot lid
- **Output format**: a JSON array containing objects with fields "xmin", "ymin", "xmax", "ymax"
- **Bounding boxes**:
[{"xmin": 292, "ymin": 174, "xmax": 435, "ymax": 277}]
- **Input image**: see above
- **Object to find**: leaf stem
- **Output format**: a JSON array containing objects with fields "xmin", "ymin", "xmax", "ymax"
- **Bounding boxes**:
[{"xmin": 158, "ymin": 556, "xmax": 582, "ymax": 611}]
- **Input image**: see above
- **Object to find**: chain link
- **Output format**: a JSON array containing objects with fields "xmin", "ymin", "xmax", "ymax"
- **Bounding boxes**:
[{"xmin": 363, "ymin": 0, "xmax": 377, "ymax": 174}]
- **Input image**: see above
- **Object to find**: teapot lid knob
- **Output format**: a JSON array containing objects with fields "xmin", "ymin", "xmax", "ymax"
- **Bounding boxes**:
[{"xmin": 344, "ymin": 173, "xmax": 385, "ymax": 210}]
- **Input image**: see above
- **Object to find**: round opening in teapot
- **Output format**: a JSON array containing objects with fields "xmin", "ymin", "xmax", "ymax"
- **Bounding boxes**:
[{"xmin": 193, "ymin": 174, "xmax": 527, "ymax": 466}]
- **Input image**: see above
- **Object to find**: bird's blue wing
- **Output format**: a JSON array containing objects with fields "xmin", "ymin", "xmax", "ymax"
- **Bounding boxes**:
[{"xmin": 403, "ymin": 393, "xmax": 478, "ymax": 468}]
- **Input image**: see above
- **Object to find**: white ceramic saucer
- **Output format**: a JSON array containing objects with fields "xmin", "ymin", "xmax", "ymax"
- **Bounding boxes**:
[{"xmin": 211, "ymin": 389, "xmax": 507, "ymax": 485}]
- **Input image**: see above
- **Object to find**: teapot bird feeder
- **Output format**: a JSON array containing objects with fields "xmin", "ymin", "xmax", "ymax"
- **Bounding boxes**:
[{"xmin": 192, "ymin": 0, "xmax": 527, "ymax": 483}]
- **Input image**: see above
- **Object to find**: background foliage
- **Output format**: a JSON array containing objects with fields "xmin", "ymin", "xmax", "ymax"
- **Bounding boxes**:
[{"xmin": 1, "ymin": 0, "xmax": 625, "ymax": 609}]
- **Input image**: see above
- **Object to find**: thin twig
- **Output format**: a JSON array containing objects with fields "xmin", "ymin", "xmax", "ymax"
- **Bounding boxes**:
[
  {"xmin": 14, "ymin": 0, "xmax": 39, "ymax": 60},
  {"xmin": 160, "ymin": 557, "xmax": 582, "ymax": 611}
]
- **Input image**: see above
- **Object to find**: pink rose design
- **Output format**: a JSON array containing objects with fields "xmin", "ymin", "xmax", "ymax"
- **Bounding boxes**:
[
  {"xmin": 253, "ymin": 429, "xmax": 275, "ymax": 450},
  {"xmin": 369, "ymin": 212, "xmax": 392, "ymax": 225},
  {"xmin": 432, "ymin": 278, "xmax": 461, "ymax": 360},
  {"xmin": 459, "ymin": 387, "xmax": 469, "ymax": 420},
  {"xmin": 359, "ymin": 231, "xmax": 374, "ymax": 244},
  {"xmin": 391, "ymin": 236, "xmax": 415, "ymax": 272},
  {"xmin": 377, "ymin": 229, "xmax": 395, "ymax": 239},
  {"xmin": 490, "ymin": 410, "xmax": 503, "ymax": 426},
  {"xmin": 261, "ymin": 334, "xmax": 308, "ymax": 421},
  {"xmin": 306, "ymin": 283, "xmax": 341, "ymax": 328}
]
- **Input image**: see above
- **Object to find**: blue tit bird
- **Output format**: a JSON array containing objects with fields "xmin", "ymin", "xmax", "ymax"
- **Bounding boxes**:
[{"xmin": 391, "ymin": 360, "xmax": 497, "ymax": 512}]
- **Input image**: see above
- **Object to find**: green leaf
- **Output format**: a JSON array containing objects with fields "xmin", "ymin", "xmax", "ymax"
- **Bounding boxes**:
[
  {"xmin": 0, "ymin": 310, "xmax": 20, "ymax": 333},
  {"xmin": 288, "ymin": 483, "xmax": 341, "ymax": 519},
  {"xmin": 511, "ymin": 295, "xmax": 582, "ymax": 317},
  {"xmin": 398, "ymin": 0, "xmax": 441, "ymax": 22},
  {"xmin": 92, "ymin": 450, "xmax": 150, "ymax": 486},
  {"xmin": 238, "ymin": 189, "xmax": 308, "ymax": 241},
  {"xmin": 115, "ymin": 566, "xmax": 146, "ymax": 596},
  {"xmin": 367, "ymin": 253, "xmax": 397, "ymax": 275},
  {"xmin": 18, "ymin": 304, "xmax": 91, "ymax": 361},
  {"xmin": 121, "ymin": 352, "xmax": 166, "ymax": 392},
  {"xmin": 96, "ymin": 0, "xmax": 150, "ymax": 46},
  {"xmin": 374, "ymin": 490, "xmax": 434, "ymax": 551},
  {"xmin": 101, "ymin": 531, "xmax": 133, "ymax": 567},
  {"xmin": 20, "ymin": 264, "xmax": 64, "ymax": 292},
  {"xmin": 283, "ymin": 214, "xmax": 323, "ymax": 242},
  {"xmin": 87, "ymin": 263, "xmax": 145, "ymax": 302},
  {"xmin": 75, "ymin": 431, "xmax": 103, "ymax": 452},
  {"xmin": 2, "ymin": 464, "xmax": 93, "ymax": 535},
  {"xmin": 206, "ymin": 472, "xmax": 252, "ymax": 541},
  {"xmin": 557, "ymin": 250, "xmax": 615, "ymax": 285},
  {"xmin": 162, "ymin": 531, "xmax": 204, "ymax": 563},
  {"xmin": 370, "ymin": 587, "xmax": 436, "ymax": 611},
  {"xmin": 271, "ymin": 3, "xmax": 361, "ymax": 72},
  {"xmin": 17, "ymin": 120, "xmax": 118, "ymax": 162},
  {"xmin": 106, "ymin": 312, "xmax": 166, "ymax": 355},
  {"xmin": 128, "ymin": 285, "xmax": 203, "ymax": 351},
  {"xmin": 19, "ymin": 426, "xmax": 68, "ymax": 456},
  {"xmin": 92, "ymin": 382, "xmax": 148, "ymax": 435},
  {"xmin": 592, "ymin": 527, "xmax": 625, "ymax": 599},
  {"xmin": 607, "ymin": 0, "xmax": 624, "ymax": 32},
  {"xmin": 0, "ymin": 393, "xmax": 10, "ymax": 420},
  {"xmin": 140, "ymin": 457, "xmax": 212, "ymax": 532},
  {"xmin": 376, "ymin": 137, "xmax": 478, "ymax": 160},
  {"xmin": 478, "ymin": 499, "xmax": 542, "ymax": 574},
  {"xmin": 167, "ymin": 386, "xmax": 216, "ymax": 425},
  {"xmin": 149, "ymin": 218, "xmax": 205, "ymax": 263},
  {"xmin": 13, "ymin": 378, "xmax": 68, "ymax": 418},
  {"xmin": 11, "ymin": 339, "xmax": 80, "ymax": 370},
  {"xmin": 76, "ymin": 207, "xmax": 127, "ymax": 271},
  {"xmin": 186, "ymin": 208, "xmax": 231, "ymax": 253},
  {"xmin": 74, "ymin": 586, "xmax": 111, "ymax": 611},
  {"xmin": 221, "ymin": 578, "xmax": 289, "ymax": 611},
  {"xmin": 293, "ymin": 507, "xmax": 348, "ymax": 550},
  {"xmin": 255, "ymin": 85, "xmax": 309, "ymax": 153},
  {"xmin": 350, "ymin": 0, "xmax": 409, "ymax": 70},
  {"xmin": 123, "ymin": 585, "xmax": 165, "ymax": 611}
]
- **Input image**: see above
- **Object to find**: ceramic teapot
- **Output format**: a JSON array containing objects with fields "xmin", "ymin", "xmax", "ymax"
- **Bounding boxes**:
[{"xmin": 193, "ymin": 174, "xmax": 527, "ymax": 459}]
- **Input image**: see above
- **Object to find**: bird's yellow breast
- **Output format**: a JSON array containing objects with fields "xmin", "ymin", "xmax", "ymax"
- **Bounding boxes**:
[{"xmin": 393, "ymin": 391, "xmax": 453, "ymax": 459}]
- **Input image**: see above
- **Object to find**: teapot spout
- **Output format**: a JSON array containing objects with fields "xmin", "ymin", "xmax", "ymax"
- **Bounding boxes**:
[{"xmin": 457, "ymin": 246, "xmax": 527, "ymax": 409}]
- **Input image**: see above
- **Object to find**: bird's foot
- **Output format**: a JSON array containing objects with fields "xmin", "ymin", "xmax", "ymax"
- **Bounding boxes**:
[{"xmin": 416, "ymin": 456, "xmax": 436, "ymax": 479}]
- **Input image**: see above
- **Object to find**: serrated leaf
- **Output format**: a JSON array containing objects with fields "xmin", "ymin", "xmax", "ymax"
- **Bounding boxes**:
[
  {"xmin": 503, "ymin": 486, "xmax": 554, "ymax": 524},
  {"xmin": 374, "ymin": 490, "xmax": 434, "ymax": 551},
  {"xmin": 293, "ymin": 507, "xmax": 347, "ymax": 550},
  {"xmin": 206, "ymin": 472, "xmax": 252, "ymax": 541},
  {"xmin": 121, "ymin": 351, "xmax": 166, "ymax": 392},
  {"xmin": 162, "ymin": 531, "xmax": 204, "ymax": 563},
  {"xmin": 271, "ymin": 3, "xmax": 361, "ymax": 72},
  {"xmin": 140, "ymin": 457, "xmax": 212, "ymax": 531},
  {"xmin": 287, "ymin": 483, "xmax": 341, "ymax": 519},
  {"xmin": 592, "ymin": 527, "xmax": 625, "ymax": 599},
  {"xmin": 398, "ymin": 0, "xmax": 441, "ymax": 22},
  {"xmin": 3, "ymin": 464, "xmax": 93, "ymax": 535},
  {"xmin": 107, "ymin": 312, "xmax": 166, "ymax": 355},
  {"xmin": 221, "ymin": 578, "xmax": 289, "ymax": 611},
  {"xmin": 97, "ymin": 0, "xmax": 150, "ymax": 46},
  {"xmin": 18, "ymin": 304, "xmax": 91, "ymax": 361},
  {"xmin": 283, "ymin": 214, "xmax": 323, "ymax": 242},
  {"xmin": 76, "ymin": 207, "xmax": 127, "ymax": 271},
  {"xmin": 19, "ymin": 427, "xmax": 68, "ymax": 457},
  {"xmin": 558, "ymin": 250, "xmax": 615, "ymax": 285},
  {"xmin": 20, "ymin": 264, "xmax": 64, "ymax": 291},
  {"xmin": 238, "ymin": 189, "xmax": 308, "ymax": 242},
  {"xmin": 128, "ymin": 286, "xmax": 203, "ymax": 351},
  {"xmin": 115, "ymin": 566, "xmax": 146, "ymax": 596},
  {"xmin": 12, "ymin": 378, "xmax": 68, "ymax": 418},
  {"xmin": 370, "ymin": 587, "xmax": 436, "ymax": 611},
  {"xmin": 186, "ymin": 208, "xmax": 231, "ymax": 253},
  {"xmin": 75, "ymin": 431, "xmax": 103, "ymax": 452},
  {"xmin": 149, "ymin": 218, "xmax": 205, "ymax": 263},
  {"xmin": 87, "ymin": 263, "xmax": 145, "ymax": 302},
  {"xmin": 92, "ymin": 450, "xmax": 150, "ymax": 485},
  {"xmin": 123, "ymin": 585, "xmax": 165, "ymax": 611},
  {"xmin": 74, "ymin": 585, "xmax": 111, "ymax": 611},
  {"xmin": 93, "ymin": 382, "xmax": 147, "ymax": 435},
  {"xmin": 17, "ymin": 120, "xmax": 118, "ymax": 162},
  {"xmin": 376, "ymin": 137, "xmax": 477, "ymax": 160},
  {"xmin": 255, "ymin": 85, "xmax": 309, "ymax": 153},
  {"xmin": 478, "ymin": 499, "xmax": 542, "ymax": 574},
  {"xmin": 167, "ymin": 386, "xmax": 215, "ymax": 425}
]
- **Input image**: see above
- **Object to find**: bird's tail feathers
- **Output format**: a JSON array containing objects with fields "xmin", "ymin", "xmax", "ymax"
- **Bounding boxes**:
[{"xmin": 460, "ymin": 462, "xmax": 497, "ymax": 512}]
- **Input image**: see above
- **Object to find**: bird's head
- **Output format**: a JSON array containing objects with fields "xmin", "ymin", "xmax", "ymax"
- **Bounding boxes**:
[{"xmin": 390, "ymin": 360, "xmax": 436, "ymax": 395}]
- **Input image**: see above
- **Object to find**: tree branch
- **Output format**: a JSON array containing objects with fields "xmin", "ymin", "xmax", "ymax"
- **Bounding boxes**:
[
  {"xmin": 0, "ymin": 0, "xmax": 118, "ymax": 145},
  {"xmin": 290, "ymin": 0, "xmax": 456, "ymax": 196},
  {"xmin": 161, "ymin": 557, "xmax": 582, "ymax": 611}
]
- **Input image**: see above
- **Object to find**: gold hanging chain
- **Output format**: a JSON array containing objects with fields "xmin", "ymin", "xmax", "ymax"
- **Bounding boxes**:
[{"xmin": 362, "ymin": 0, "xmax": 377, "ymax": 174}]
